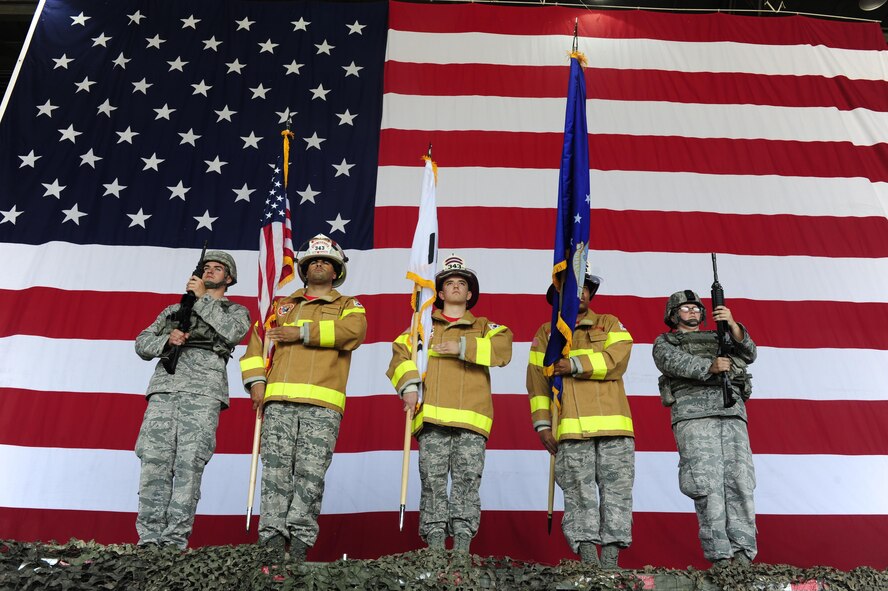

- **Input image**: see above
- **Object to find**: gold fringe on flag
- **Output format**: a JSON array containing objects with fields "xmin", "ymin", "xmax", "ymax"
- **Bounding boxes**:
[
  {"xmin": 421, "ymin": 154, "xmax": 438, "ymax": 185},
  {"xmin": 281, "ymin": 129, "xmax": 295, "ymax": 188},
  {"xmin": 568, "ymin": 50, "xmax": 588, "ymax": 68}
]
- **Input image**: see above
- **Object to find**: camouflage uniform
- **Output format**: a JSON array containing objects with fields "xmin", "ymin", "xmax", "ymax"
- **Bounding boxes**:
[
  {"xmin": 527, "ymin": 310, "xmax": 635, "ymax": 554},
  {"xmin": 134, "ymin": 294, "xmax": 250, "ymax": 548},
  {"xmin": 652, "ymin": 326, "xmax": 758, "ymax": 562}
]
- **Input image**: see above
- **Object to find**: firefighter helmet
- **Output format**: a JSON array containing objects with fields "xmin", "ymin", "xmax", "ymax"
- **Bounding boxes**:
[
  {"xmin": 545, "ymin": 259, "xmax": 601, "ymax": 305},
  {"xmin": 434, "ymin": 255, "xmax": 480, "ymax": 310},
  {"xmin": 297, "ymin": 234, "xmax": 348, "ymax": 288}
]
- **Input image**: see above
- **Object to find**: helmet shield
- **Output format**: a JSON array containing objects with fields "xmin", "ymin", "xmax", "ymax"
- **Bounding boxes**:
[
  {"xmin": 297, "ymin": 234, "xmax": 348, "ymax": 287},
  {"xmin": 434, "ymin": 256, "xmax": 480, "ymax": 309}
]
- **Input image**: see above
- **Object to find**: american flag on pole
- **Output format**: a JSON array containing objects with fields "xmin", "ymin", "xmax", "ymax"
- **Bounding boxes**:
[
  {"xmin": 2, "ymin": 0, "xmax": 888, "ymax": 571},
  {"xmin": 257, "ymin": 134, "xmax": 295, "ymax": 339}
]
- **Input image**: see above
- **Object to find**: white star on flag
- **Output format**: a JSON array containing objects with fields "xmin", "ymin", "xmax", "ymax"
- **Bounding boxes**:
[
  {"xmin": 194, "ymin": 210, "xmax": 218, "ymax": 230},
  {"xmin": 332, "ymin": 158, "xmax": 354, "ymax": 177},
  {"xmin": 168, "ymin": 57, "xmax": 188, "ymax": 72},
  {"xmin": 18, "ymin": 150, "xmax": 41, "ymax": 168},
  {"xmin": 102, "ymin": 178, "xmax": 126, "ymax": 198},
  {"xmin": 0, "ymin": 205, "xmax": 23, "ymax": 225},
  {"xmin": 233, "ymin": 183, "xmax": 255, "ymax": 202},
  {"xmin": 326, "ymin": 213, "xmax": 349, "ymax": 233},
  {"xmin": 127, "ymin": 208, "xmax": 151, "ymax": 228},
  {"xmin": 168, "ymin": 181, "xmax": 190, "ymax": 200},
  {"xmin": 298, "ymin": 184, "xmax": 320, "ymax": 204},
  {"xmin": 61, "ymin": 203, "xmax": 87, "ymax": 225},
  {"xmin": 116, "ymin": 126, "xmax": 139, "ymax": 144}
]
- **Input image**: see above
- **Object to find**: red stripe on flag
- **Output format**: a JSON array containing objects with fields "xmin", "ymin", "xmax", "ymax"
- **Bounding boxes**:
[
  {"xmin": 374, "ymin": 206, "xmax": 888, "ymax": 258},
  {"xmin": 4, "ymin": 289, "xmax": 888, "ymax": 350},
  {"xmin": 379, "ymin": 130, "xmax": 888, "ymax": 183},
  {"xmin": 4, "ymin": 390, "xmax": 888, "ymax": 456},
  {"xmin": 385, "ymin": 62, "xmax": 888, "ymax": 111},
  {"xmin": 1, "ymin": 507, "xmax": 885, "ymax": 569},
  {"xmin": 388, "ymin": 3, "xmax": 886, "ymax": 50}
]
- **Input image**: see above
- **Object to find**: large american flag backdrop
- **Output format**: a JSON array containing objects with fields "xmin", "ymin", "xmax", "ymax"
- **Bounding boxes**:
[{"xmin": 1, "ymin": 0, "xmax": 887, "ymax": 570}]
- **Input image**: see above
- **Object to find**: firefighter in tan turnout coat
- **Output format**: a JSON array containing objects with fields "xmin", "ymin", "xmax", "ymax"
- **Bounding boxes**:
[
  {"xmin": 387, "ymin": 256, "xmax": 513, "ymax": 553},
  {"xmin": 241, "ymin": 234, "xmax": 367, "ymax": 562},
  {"xmin": 527, "ymin": 267, "xmax": 635, "ymax": 569}
]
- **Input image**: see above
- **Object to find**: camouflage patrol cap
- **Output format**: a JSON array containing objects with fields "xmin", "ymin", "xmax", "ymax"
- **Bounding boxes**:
[
  {"xmin": 664, "ymin": 290, "xmax": 705, "ymax": 327},
  {"xmin": 204, "ymin": 250, "xmax": 237, "ymax": 286}
]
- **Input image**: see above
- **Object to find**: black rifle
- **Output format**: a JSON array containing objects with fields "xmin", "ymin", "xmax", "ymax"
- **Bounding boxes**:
[
  {"xmin": 161, "ymin": 241, "xmax": 208, "ymax": 374},
  {"xmin": 711, "ymin": 253, "xmax": 736, "ymax": 408}
]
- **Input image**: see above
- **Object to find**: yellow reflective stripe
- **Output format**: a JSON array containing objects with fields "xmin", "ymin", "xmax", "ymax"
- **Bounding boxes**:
[
  {"xmin": 568, "ymin": 348, "xmax": 594, "ymax": 357},
  {"xmin": 319, "ymin": 320, "xmax": 335, "ymax": 347},
  {"xmin": 558, "ymin": 414, "xmax": 634, "ymax": 437},
  {"xmin": 412, "ymin": 406, "xmax": 424, "ymax": 432},
  {"xmin": 265, "ymin": 382, "xmax": 346, "ymax": 410},
  {"xmin": 486, "ymin": 325, "xmax": 508, "ymax": 337},
  {"xmin": 530, "ymin": 395, "xmax": 551, "ymax": 414},
  {"xmin": 240, "ymin": 356, "xmax": 265, "ymax": 372},
  {"xmin": 589, "ymin": 352, "xmax": 607, "ymax": 379},
  {"xmin": 475, "ymin": 337, "xmax": 492, "ymax": 366},
  {"xmin": 528, "ymin": 351, "xmax": 545, "ymax": 367},
  {"xmin": 428, "ymin": 349, "xmax": 441, "ymax": 357},
  {"xmin": 604, "ymin": 331, "xmax": 632, "ymax": 348},
  {"xmin": 395, "ymin": 333, "xmax": 411, "ymax": 346},
  {"xmin": 420, "ymin": 403, "xmax": 492, "ymax": 434},
  {"xmin": 341, "ymin": 306, "xmax": 366, "ymax": 318},
  {"xmin": 282, "ymin": 320, "xmax": 312, "ymax": 327},
  {"xmin": 391, "ymin": 360, "xmax": 418, "ymax": 389}
]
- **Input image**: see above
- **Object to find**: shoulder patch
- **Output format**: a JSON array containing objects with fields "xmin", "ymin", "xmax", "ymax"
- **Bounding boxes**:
[
  {"xmin": 277, "ymin": 303, "xmax": 294, "ymax": 316},
  {"xmin": 488, "ymin": 322, "xmax": 500, "ymax": 330},
  {"xmin": 619, "ymin": 322, "xmax": 626, "ymax": 331},
  {"xmin": 352, "ymin": 299, "xmax": 363, "ymax": 308}
]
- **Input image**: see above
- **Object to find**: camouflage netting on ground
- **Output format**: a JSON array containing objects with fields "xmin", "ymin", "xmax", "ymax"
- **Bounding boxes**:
[{"xmin": 1, "ymin": 539, "xmax": 887, "ymax": 591}]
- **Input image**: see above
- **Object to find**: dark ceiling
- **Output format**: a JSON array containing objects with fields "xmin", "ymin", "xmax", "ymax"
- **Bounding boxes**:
[{"xmin": 1, "ymin": 0, "xmax": 886, "ymax": 94}]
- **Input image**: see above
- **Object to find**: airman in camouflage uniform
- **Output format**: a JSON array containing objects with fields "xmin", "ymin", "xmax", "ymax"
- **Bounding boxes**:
[
  {"xmin": 387, "ymin": 256, "xmax": 513, "ymax": 553},
  {"xmin": 652, "ymin": 290, "xmax": 757, "ymax": 566},
  {"xmin": 134, "ymin": 251, "xmax": 250, "ymax": 549},
  {"xmin": 527, "ymin": 269, "xmax": 634, "ymax": 569},
  {"xmin": 241, "ymin": 235, "xmax": 367, "ymax": 562}
]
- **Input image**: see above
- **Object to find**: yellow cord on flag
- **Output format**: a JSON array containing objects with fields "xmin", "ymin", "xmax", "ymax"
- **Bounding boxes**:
[
  {"xmin": 281, "ymin": 129, "xmax": 295, "ymax": 188},
  {"xmin": 568, "ymin": 51, "xmax": 588, "ymax": 68},
  {"xmin": 421, "ymin": 155, "xmax": 438, "ymax": 185}
]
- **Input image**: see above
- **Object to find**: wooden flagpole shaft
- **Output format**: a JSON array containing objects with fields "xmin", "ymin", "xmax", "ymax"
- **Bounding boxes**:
[
  {"xmin": 246, "ymin": 407, "xmax": 262, "ymax": 532},
  {"xmin": 399, "ymin": 407, "xmax": 414, "ymax": 531},
  {"xmin": 546, "ymin": 402, "xmax": 560, "ymax": 535},
  {"xmin": 399, "ymin": 291, "xmax": 424, "ymax": 530},
  {"xmin": 246, "ymin": 334, "xmax": 271, "ymax": 532}
]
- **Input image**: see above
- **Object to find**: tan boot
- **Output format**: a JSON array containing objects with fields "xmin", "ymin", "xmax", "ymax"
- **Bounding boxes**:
[
  {"xmin": 600, "ymin": 544, "xmax": 621, "ymax": 570},
  {"xmin": 578, "ymin": 542, "xmax": 600, "ymax": 567}
]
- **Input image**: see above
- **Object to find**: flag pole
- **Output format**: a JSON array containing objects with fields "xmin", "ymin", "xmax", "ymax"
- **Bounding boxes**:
[
  {"xmin": 247, "ymin": 122, "xmax": 295, "ymax": 532},
  {"xmin": 399, "ymin": 292, "xmax": 421, "ymax": 531},
  {"xmin": 547, "ymin": 403, "xmax": 559, "ymax": 535},
  {"xmin": 546, "ymin": 17, "xmax": 582, "ymax": 535},
  {"xmin": 399, "ymin": 143, "xmax": 435, "ymax": 531}
]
